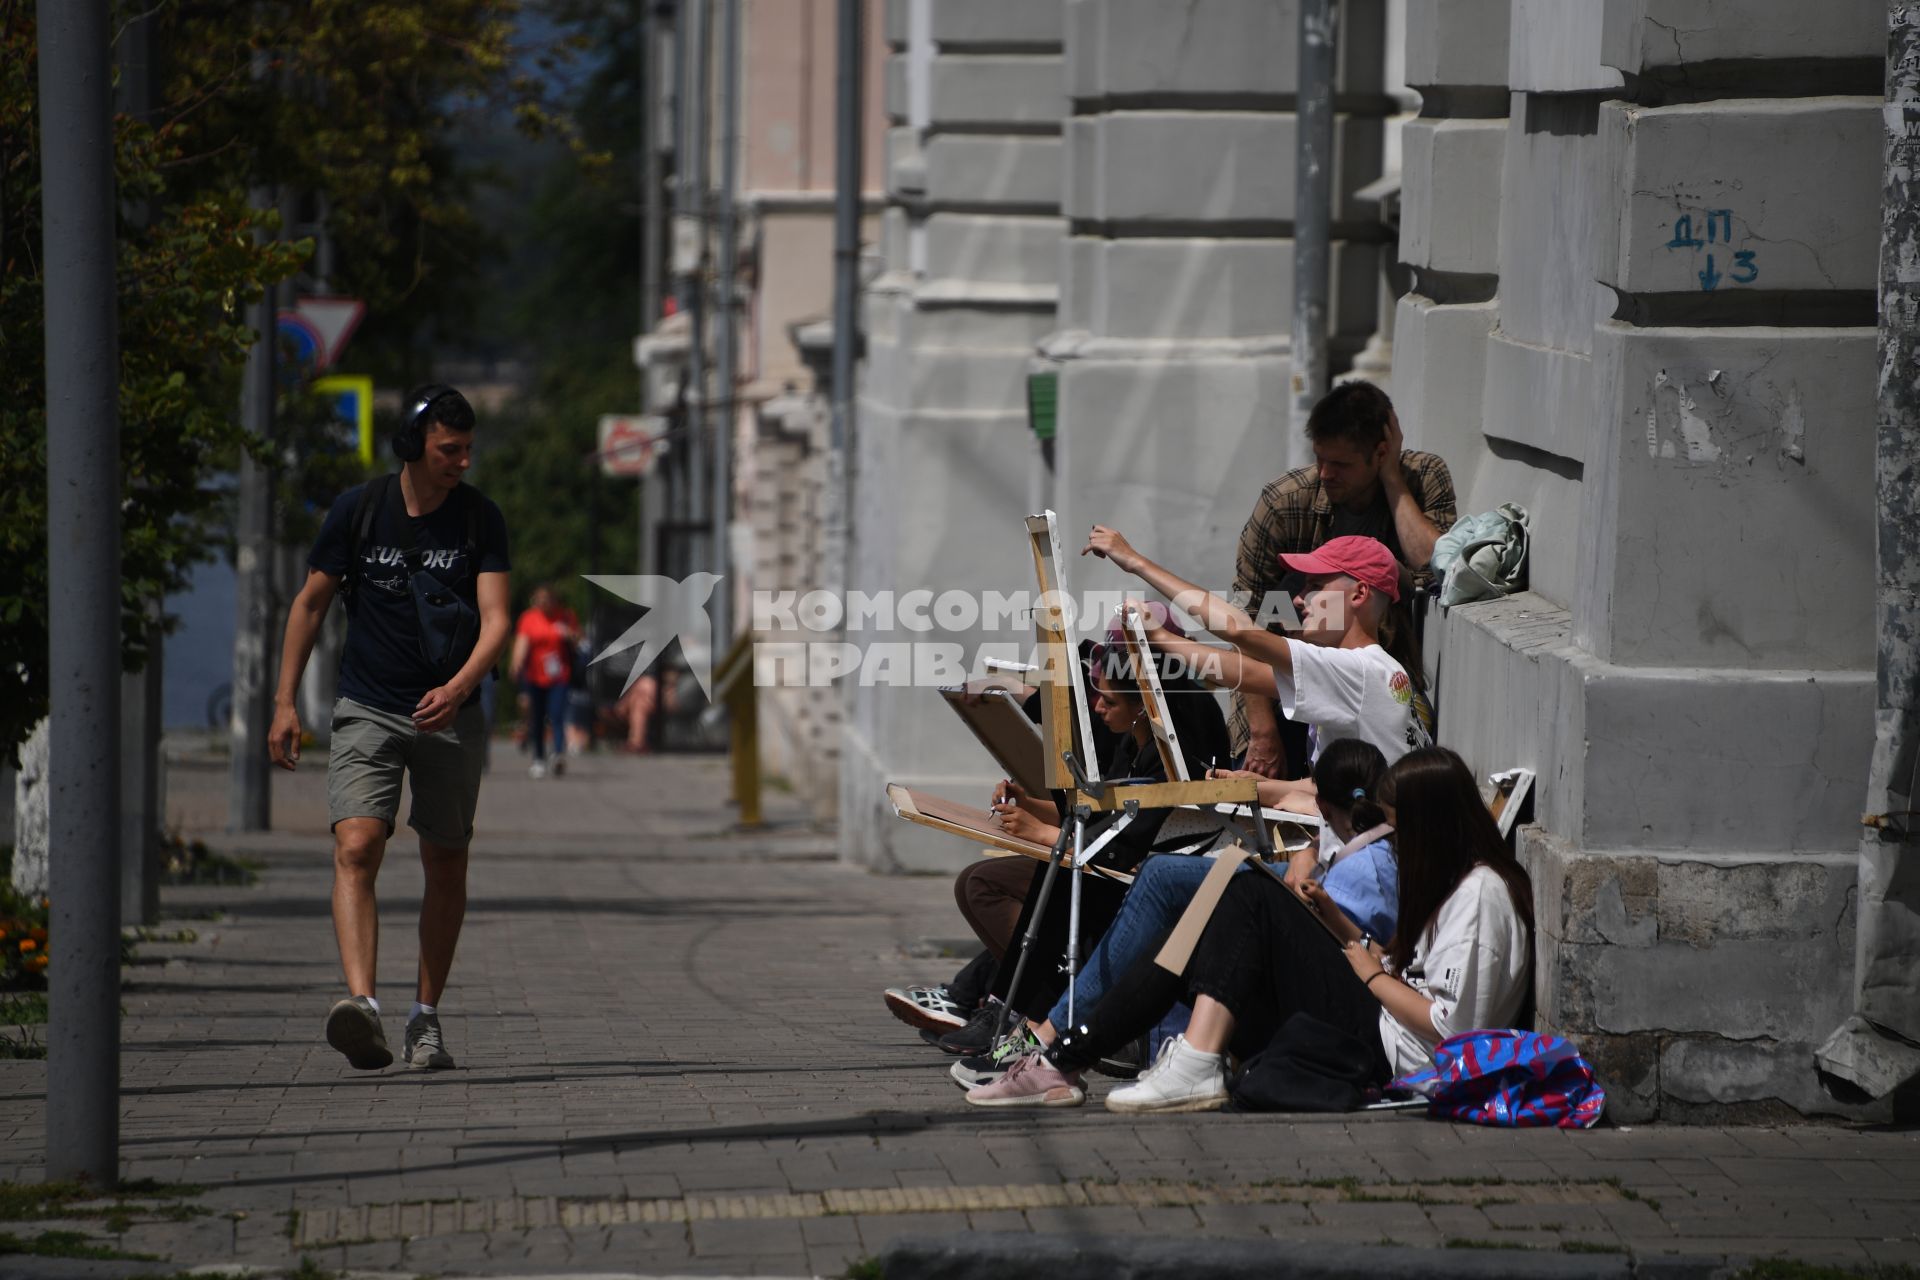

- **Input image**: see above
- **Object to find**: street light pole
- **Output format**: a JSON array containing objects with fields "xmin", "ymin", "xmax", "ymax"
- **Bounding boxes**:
[
  {"xmin": 710, "ymin": 0, "xmax": 741, "ymax": 647},
  {"xmin": 1288, "ymin": 0, "xmax": 1337, "ymax": 458},
  {"xmin": 826, "ymin": 0, "xmax": 864, "ymax": 599},
  {"xmin": 229, "ymin": 39, "xmax": 278, "ymax": 832},
  {"xmin": 675, "ymin": 0, "xmax": 710, "ymax": 559},
  {"xmin": 37, "ymin": 0, "xmax": 123, "ymax": 1186}
]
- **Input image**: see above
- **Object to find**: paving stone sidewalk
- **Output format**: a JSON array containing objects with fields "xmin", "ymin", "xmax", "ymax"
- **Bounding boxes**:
[{"xmin": 1, "ymin": 746, "xmax": 1916, "ymax": 1278}]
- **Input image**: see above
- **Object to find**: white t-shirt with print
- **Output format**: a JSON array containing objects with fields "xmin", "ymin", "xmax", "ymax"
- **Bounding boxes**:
[
  {"xmin": 1273, "ymin": 641, "xmax": 1418, "ymax": 766},
  {"xmin": 1377, "ymin": 864, "xmax": 1532, "ymax": 1078}
]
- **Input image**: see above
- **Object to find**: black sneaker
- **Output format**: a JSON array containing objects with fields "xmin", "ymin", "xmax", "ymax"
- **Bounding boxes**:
[
  {"xmin": 1091, "ymin": 1033, "xmax": 1149, "ymax": 1080},
  {"xmin": 949, "ymin": 1024, "xmax": 1042, "ymax": 1089},
  {"xmin": 922, "ymin": 999, "xmax": 1004, "ymax": 1056}
]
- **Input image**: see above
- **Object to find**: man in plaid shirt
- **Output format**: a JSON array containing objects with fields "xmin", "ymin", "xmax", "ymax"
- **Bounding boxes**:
[{"xmin": 1232, "ymin": 382, "xmax": 1456, "ymax": 776}]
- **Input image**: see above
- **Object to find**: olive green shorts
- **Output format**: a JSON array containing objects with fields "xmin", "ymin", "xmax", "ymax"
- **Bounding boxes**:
[{"xmin": 326, "ymin": 696, "xmax": 487, "ymax": 847}]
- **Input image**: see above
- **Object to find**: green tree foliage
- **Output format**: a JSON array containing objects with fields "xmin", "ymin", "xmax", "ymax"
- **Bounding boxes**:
[
  {"xmin": 0, "ymin": 6, "xmax": 307, "ymax": 761},
  {"xmin": 477, "ymin": 0, "xmax": 642, "ymax": 617},
  {"xmin": 0, "ymin": 1, "xmax": 565, "ymax": 763}
]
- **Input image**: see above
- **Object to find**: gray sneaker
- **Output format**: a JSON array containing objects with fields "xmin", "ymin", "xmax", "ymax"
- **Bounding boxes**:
[
  {"xmin": 404, "ymin": 1011, "xmax": 455, "ymax": 1070},
  {"xmin": 325, "ymin": 996, "xmax": 393, "ymax": 1070}
]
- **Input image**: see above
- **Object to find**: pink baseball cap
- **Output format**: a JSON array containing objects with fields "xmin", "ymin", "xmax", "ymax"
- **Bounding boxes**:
[{"xmin": 1279, "ymin": 535, "xmax": 1402, "ymax": 603}]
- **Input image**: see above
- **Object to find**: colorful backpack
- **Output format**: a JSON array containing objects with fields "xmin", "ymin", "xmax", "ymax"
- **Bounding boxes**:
[{"xmin": 1387, "ymin": 1029, "xmax": 1606, "ymax": 1129}]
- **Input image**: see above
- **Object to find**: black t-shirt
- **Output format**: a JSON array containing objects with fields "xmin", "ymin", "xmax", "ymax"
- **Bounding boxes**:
[{"xmin": 309, "ymin": 478, "xmax": 511, "ymax": 716}]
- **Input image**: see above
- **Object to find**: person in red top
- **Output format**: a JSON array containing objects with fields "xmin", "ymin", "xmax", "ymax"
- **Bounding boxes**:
[{"xmin": 508, "ymin": 585, "xmax": 572, "ymax": 777}]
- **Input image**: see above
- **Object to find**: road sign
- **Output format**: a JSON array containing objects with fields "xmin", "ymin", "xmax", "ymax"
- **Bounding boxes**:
[
  {"xmin": 599, "ymin": 414, "xmax": 667, "ymax": 478},
  {"xmin": 315, "ymin": 375, "xmax": 376, "ymax": 466},
  {"xmin": 276, "ymin": 296, "xmax": 366, "ymax": 370}
]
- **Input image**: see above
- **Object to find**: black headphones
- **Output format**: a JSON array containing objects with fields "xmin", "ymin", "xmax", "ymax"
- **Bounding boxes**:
[{"xmin": 394, "ymin": 384, "xmax": 457, "ymax": 462}]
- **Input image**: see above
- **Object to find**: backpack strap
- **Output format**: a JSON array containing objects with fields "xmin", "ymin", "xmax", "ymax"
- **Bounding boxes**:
[{"xmin": 341, "ymin": 473, "xmax": 393, "ymax": 609}]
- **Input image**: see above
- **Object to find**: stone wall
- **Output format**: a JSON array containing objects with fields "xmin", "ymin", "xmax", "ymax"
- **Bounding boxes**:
[
  {"xmin": 1048, "ymin": 0, "xmax": 1393, "ymax": 601},
  {"xmin": 841, "ymin": 0, "xmax": 1067, "ymax": 870},
  {"xmin": 1408, "ymin": 0, "xmax": 1887, "ymax": 1119}
]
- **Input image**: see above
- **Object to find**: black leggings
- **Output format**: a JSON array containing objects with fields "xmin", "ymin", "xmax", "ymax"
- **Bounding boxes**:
[{"xmin": 1052, "ymin": 868, "xmax": 1386, "ymax": 1078}]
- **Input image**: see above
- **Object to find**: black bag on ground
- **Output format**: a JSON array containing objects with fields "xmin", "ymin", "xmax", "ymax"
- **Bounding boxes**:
[{"xmin": 1226, "ymin": 1011, "xmax": 1380, "ymax": 1113}]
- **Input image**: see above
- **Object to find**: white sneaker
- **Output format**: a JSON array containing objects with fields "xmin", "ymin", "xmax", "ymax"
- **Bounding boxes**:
[
  {"xmin": 1103, "ymin": 1034, "xmax": 1227, "ymax": 1113},
  {"xmin": 528, "ymin": 761, "xmax": 548, "ymax": 779}
]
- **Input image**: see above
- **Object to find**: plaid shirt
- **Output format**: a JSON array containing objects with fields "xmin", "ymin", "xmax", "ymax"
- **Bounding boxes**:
[{"xmin": 1228, "ymin": 449, "xmax": 1457, "ymax": 753}]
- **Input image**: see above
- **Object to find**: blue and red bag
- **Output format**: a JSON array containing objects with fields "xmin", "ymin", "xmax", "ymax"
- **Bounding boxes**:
[{"xmin": 1386, "ymin": 1029, "xmax": 1606, "ymax": 1128}]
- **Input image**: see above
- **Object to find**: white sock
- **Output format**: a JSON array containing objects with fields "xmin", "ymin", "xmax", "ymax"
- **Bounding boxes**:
[
  {"xmin": 361, "ymin": 996, "xmax": 380, "ymax": 1015},
  {"xmin": 410, "ymin": 1001, "xmax": 435, "ymax": 1022}
]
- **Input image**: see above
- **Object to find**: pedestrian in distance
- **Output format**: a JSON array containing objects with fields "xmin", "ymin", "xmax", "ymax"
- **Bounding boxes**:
[
  {"xmin": 267, "ymin": 385, "xmax": 512, "ymax": 1072},
  {"xmin": 508, "ymin": 584, "xmax": 573, "ymax": 778}
]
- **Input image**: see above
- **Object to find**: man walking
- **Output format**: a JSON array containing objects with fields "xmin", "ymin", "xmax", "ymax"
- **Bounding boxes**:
[{"xmin": 267, "ymin": 385, "xmax": 511, "ymax": 1071}]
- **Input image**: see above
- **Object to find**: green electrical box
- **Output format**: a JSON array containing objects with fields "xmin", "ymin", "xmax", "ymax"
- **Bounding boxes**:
[{"xmin": 1027, "ymin": 370, "xmax": 1058, "ymax": 442}]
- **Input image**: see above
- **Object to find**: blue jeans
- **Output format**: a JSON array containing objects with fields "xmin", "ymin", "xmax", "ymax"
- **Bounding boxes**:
[
  {"xmin": 1046, "ymin": 853, "xmax": 1245, "ymax": 1031},
  {"xmin": 523, "ymin": 681, "xmax": 568, "ymax": 760}
]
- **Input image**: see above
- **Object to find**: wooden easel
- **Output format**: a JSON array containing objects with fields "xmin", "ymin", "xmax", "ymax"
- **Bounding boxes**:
[{"xmin": 1002, "ymin": 513, "xmax": 1278, "ymax": 1028}]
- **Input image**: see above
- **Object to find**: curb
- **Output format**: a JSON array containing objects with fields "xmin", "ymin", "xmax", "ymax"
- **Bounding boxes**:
[{"xmin": 880, "ymin": 1232, "xmax": 1739, "ymax": 1280}]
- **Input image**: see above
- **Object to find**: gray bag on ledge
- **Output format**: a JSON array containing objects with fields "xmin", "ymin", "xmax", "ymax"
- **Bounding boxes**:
[{"xmin": 1431, "ymin": 502, "xmax": 1529, "ymax": 608}]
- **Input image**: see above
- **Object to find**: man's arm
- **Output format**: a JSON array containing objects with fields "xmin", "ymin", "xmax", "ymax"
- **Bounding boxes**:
[
  {"xmin": 268, "ymin": 568, "xmax": 340, "ymax": 769},
  {"xmin": 412, "ymin": 571, "xmax": 512, "ymax": 732},
  {"xmin": 1379, "ymin": 411, "xmax": 1448, "ymax": 572}
]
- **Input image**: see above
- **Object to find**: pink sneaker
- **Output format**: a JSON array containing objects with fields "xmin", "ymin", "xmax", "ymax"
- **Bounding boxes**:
[{"xmin": 964, "ymin": 1051, "xmax": 1085, "ymax": 1108}]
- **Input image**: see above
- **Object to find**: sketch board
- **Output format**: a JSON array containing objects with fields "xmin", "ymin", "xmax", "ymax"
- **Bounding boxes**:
[{"xmin": 938, "ymin": 686, "xmax": 1048, "ymax": 797}]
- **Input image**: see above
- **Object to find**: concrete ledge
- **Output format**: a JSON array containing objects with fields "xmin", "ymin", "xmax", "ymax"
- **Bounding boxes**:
[
  {"xmin": 1601, "ymin": 0, "xmax": 1883, "ymax": 72},
  {"xmin": 1481, "ymin": 324, "xmax": 1593, "ymax": 465},
  {"xmin": 926, "ymin": 212, "xmax": 1064, "ymax": 285},
  {"xmin": 1054, "ymin": 352, "xmax": 1295, "ymax": 590},
  {"xmin": 1510, "ymin": 0, "xmax": 1626, "ymax": 92},
  {"xmin": 1405, "ymin": 0, "xmax": 1512, "ymax": 90},
  {"xmin": 1596, "ymin": 97, "xmax": 1880, "ymax": 296},
  {"xmin": 1073, "ymin": 112, "xmax": 1385, "ymax": 224},
  {"xmin": 1068, "ymin": 0, "xmax": 1386, "ymax": 100},
  {"xmin": 1392, "ymin": 295, "xmax": 1497, "ymax": 472},
  {"xmin": 931, "ymin": 0, "xmax": 1063, "ymax": 49},
  {"xmin": 1582, "ymin": 321, "xmax": 1876, "ymax": 670},
  {"xmin": 930, "ymin": 54, "xmax": 1067, "ymax": 128},
  {"xmin": 1078, "ymin": 237, "xmax": 1378, "ymax": 341},
  {"xmin": 1522, "ymin": 829, "xmax": 1885, "ymax": 1124},
  {"xmin": 1432, "ymin": 592, "xmax": 1873, "ymax": 853},
  {"xmin": 881, "ymin": 1232, "xmax": 1727, "ymax": 1280},
  {"xmin": 924, "ymin": 134, "xmax": 1064, "ymax": 209},
  {"xmin": 1401, "ymin": 117, "xmax": 1506, "ymax": 275}
]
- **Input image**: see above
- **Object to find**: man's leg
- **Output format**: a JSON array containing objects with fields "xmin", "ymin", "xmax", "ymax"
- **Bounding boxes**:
[
  {"xmin": 323, "ymin": 698, "xmax": 409, "ymax": 1070},
  {"xmin": 332, "ymin": 817, "xmax": 390, "ymax": 998},
  {"xmin": 401, "ymin": 699, "xmax": 487, "ymax": 1069},
  {"xmin": 415, "ymin": 837, "xmax": 469, "ymax": 1006}
]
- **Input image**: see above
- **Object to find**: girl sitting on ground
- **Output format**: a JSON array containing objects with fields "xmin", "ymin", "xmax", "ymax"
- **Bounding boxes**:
[
  {"xmin": 974, "ymin": 745, "xmax": 1532, "ymax": 1113},
  {"xmin": 964, "ymin": 736, "xmax": 1399, "ymax": 1106}
]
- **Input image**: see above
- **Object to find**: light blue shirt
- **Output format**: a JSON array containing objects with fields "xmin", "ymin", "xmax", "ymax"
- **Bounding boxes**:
[{"xmin": 1323, "ymin": 837, "xmax": 1398, "ymax": 942}]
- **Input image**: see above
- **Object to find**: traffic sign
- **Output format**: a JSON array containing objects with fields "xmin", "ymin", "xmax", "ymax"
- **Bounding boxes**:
[
  {"xmin": 315, "ymin": 375, "xmax": 376, "ymax": 466},
  {"xmin": 599, "ymin": 414, "xmax": 667, "ymax": 478},
  {"xmin": 276, "ymin": 296, "xmax": 366, "ymax": 370}
]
